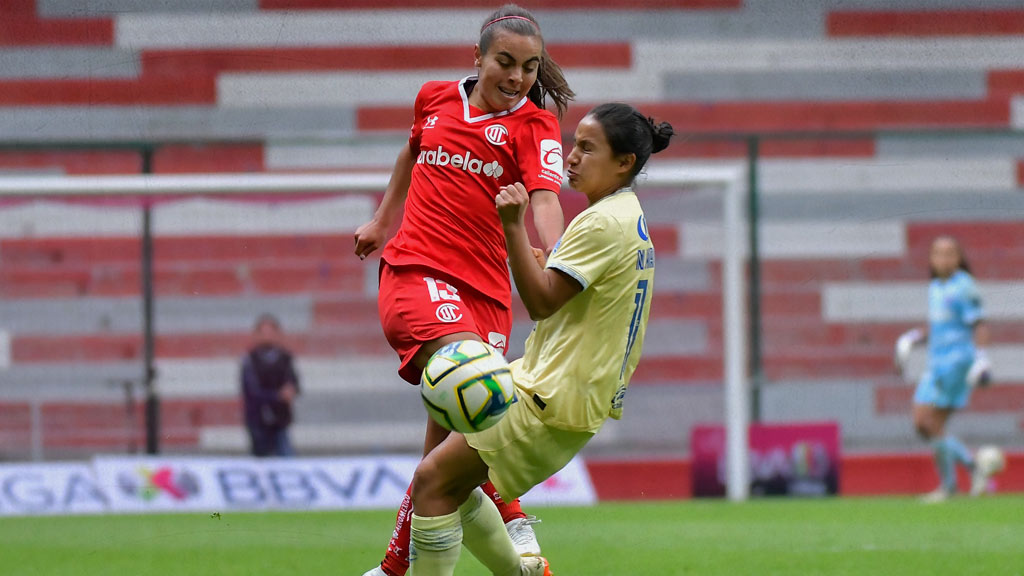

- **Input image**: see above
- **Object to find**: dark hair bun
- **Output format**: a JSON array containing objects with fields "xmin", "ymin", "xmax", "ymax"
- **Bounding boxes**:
[{"xmin": 647, "ymin": 118, "xmax": 675, "ymax": 154}]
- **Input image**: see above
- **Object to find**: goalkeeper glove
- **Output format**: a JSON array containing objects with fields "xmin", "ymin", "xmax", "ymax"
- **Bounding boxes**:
[
  {"xmin": 967, "ymin": 349, "xmax": 993, "ymax": 388},
  {"xmin": 894, "ymin": 328, "xmax": 924, "ymax": 378}
]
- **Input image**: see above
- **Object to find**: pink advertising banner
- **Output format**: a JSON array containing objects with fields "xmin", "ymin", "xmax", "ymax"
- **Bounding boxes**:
[{"xmin": 691, "ymin": 422, "xmax": 841, "ymax": 497}]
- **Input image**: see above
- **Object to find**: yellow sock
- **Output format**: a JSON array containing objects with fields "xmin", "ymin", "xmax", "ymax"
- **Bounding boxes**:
[
  {"xmin": 410, "ymin": 511, "xmax": 462, "ymax": 576},
  {"xmin": 458, "ymin": 487, "xmax": 521, "ymax": 576}
]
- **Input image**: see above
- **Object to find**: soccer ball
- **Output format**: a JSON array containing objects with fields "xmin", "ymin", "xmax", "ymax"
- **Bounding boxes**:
[
  {"xmin": 420, "ymin": 340, "xmax": 516, "ymax": 434},
  {"xmin": 976, "ymin": 445, "xmax": 1006, "ymax": 476}
]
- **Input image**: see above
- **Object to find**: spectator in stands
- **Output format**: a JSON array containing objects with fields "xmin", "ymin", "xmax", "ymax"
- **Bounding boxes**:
[
  {"xmin": 241, "ymin": 313, "xmax": 300, "ymax": 457},
  {"xmin": 894, "ymin": 235, "xmax": 996, "ymax": 502},
  {"xmin": 353, "ymin": 5, "xmax": 574, "ymax": 576}
]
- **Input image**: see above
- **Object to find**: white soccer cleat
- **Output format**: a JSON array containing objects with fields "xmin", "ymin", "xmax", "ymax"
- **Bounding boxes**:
[
  {"xmin": 506, "ymin": 515, "xmax": 542, "ymax": 557},
  {"xmin": 360, "ymin": 565, "xmax": 388, "ymax": 576},
  {"xmin": 520, "ymin": 555, "xmax": 552, "ymax": 576},
  {"xmin": 920, "ymin": 486, "xmax": 952, "ymax": 504}
]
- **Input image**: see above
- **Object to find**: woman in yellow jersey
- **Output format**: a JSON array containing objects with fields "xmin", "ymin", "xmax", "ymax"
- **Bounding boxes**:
[{"xmin": 407, "ymin": 103, "xmax": 674, "ymax": 576}]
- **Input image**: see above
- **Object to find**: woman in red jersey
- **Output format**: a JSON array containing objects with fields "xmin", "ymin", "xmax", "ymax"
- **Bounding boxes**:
[{"xmin": 353, "ymin": 5, "xmax": 573, "ymax": 576}]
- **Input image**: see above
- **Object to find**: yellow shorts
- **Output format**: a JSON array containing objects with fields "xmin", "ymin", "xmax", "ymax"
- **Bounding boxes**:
[{"xmin": 465, "ymin": 388, "xmax": 593, "ymax": 501}]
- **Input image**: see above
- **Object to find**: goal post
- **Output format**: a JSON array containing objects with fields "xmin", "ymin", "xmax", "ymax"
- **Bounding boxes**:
[
  {"xmin": 0, "ymin": 168, "xmax": 750, "ymax": 500},
  {"xmin": 0, "ymin": 173, "xmax": 392, "ymax": 196},
  {"xmin": 643, "ymin": 166, "xmax": 749, "ymax": 502}
]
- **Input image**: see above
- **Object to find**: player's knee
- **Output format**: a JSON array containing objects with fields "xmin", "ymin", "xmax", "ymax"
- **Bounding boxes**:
[
  {"xmin": 411, "ymin": 459, "xmax": 442, "ymax": 507},
  {"xmin": 914, "ymin": 415, "xmax": 938, "ymax": 439},
  {"xmin": 913, "ymin": 416, "xmax": 929, "ymax": 438},
  {"xmin": 411, "ymin": 458, "xmax": 470, "ymax": 509},
  {"xmin": 912, "ymin": 409, "xmax": 928, "ymax": 437}
]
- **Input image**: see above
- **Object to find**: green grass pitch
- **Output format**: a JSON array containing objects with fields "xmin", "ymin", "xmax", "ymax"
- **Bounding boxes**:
[{"xmin": 1, "ymin": 497, "xmax": 1022, "ymax": 575}]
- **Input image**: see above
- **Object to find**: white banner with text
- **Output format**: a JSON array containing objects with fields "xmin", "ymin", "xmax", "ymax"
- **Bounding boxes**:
[{"xmin": 0, "ymin": 455, "xmax": 595, "ymax": 516}]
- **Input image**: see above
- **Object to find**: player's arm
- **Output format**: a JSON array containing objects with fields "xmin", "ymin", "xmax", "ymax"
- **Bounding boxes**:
[
  {"xmin": 498, "ymin": 183, "xmax": 581, "ymax": 321},
  {"xmin": 517, "ymin": 114, "xmax": 564, "ymax": 253},
  {"xmin": 528, "ymin": 188, "xmax": 564, "ymax": 254},
  {"xmin": 353, "ymin": 138, "xmax": 416, "ymax": 260}
]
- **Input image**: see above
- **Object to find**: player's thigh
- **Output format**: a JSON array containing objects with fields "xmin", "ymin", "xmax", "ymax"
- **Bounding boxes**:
[
  {"xmin": 378, "ymin": 263, "xmax": 487, "ymax": 383},
  {"xmin": 411, "ymin": 330, "xmax": 482, "ymax": 374},
  {"xmin": 913, "ymin": 370, "xmax": 940, "ymax": 406},
  {"xmin": 467, "ymin": 395, "xmax": 593, "ymax": 502},
  {"xmin": 422, "ymin": 415, "xmax": 453, "ymax": 457},
  {"xmin": 923, "ymin": 358, "xmax": 972, "ymax": 410},
  {"xmin": 379, "ymin": 263, "xmax": 469, "ymax": 348},
  {"xmin": 941, "ymin": 359, "xmax": 973, "ymax": 409},
  {"xmin": 413, "ymin": 432, "xmax": 490, "ymax": 515},
  {"xmin": 463, "ymin": 296, "xmax": 513, "ymax": 357},
  {"xmin": 912, "ymin": 403, "xmax": 950, "ymax": 437}
]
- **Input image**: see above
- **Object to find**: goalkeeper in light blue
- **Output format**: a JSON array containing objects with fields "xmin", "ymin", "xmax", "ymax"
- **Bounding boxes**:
[{"xmin": 894, "ymin": 235, "xmax": 997, "ymax": 502}]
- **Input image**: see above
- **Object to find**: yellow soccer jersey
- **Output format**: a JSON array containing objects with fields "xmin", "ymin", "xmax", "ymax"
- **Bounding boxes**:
[{"xmin": 512, "ymin": 187, "xmax": 655, "ymax": 433}]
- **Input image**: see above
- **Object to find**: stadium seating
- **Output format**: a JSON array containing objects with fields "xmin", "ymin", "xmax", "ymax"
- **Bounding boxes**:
[{"xmin": 1, "ymin": 0, "xmax": 1023, "ymax": 459}]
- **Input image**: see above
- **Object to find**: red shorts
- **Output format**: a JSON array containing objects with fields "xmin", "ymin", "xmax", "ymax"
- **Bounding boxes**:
[{"xmin": 378, "ymin": 262, "xmax": 512, "ymax": 384}]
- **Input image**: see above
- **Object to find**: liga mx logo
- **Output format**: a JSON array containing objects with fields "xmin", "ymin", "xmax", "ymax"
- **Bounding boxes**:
[
  {"xmin": 487, "ymin": 331, "xmax": 507, "ymax": 354},
  {"xmin": 117, "ymin": 466, "xmax": 200, "ymax": 502}
]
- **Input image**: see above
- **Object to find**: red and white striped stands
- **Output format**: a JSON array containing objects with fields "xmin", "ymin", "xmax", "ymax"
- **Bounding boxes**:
[
  {"xmin": 2, "ymin": 0, "xmax": 1024, "ymax": 458},
  {"xmin": 828, "ymin": 9, "xmax": 1024, "ymax": 38}
]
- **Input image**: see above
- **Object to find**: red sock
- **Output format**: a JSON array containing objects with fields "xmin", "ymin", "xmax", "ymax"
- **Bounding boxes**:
[
  {"xmin": 379, "ymin": 485, "xmax": 413, "ymax": 576},
  {"xmin": 481, "ymin": 480, "xmax": 526, "ymax": 523}
]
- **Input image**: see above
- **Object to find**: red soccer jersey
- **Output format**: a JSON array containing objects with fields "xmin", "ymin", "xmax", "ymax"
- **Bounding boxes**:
[{"xmin": 381, "ymin": 76, "xmax": 564, "ymax": 308}]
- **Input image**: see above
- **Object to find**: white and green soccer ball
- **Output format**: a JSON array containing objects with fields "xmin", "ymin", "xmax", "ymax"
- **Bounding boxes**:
[{"xmin": 420, "ymin": 340, "xmax": 516, "ymax": 434}]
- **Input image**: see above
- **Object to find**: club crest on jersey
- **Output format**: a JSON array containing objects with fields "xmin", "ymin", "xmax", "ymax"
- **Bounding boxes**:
[
  {"xmin": 423, "ymin": 115, "xmax": 438, "ymax": 129},
  {"xmin": 417, "ymin": 146, "xmax": 504, "ymax": 179},
  {"xmin": 484, "ymin": 124, "xmax": 508, "ymax": 146},
  {"xmin": 435, "ymin": 302, "xmax": 463, "ymax": 323}
]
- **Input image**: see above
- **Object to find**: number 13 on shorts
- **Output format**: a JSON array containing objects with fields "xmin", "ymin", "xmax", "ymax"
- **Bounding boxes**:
[{"xmin": 423, "ymin": 277, "xmax": 461, "ymax": 302}]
